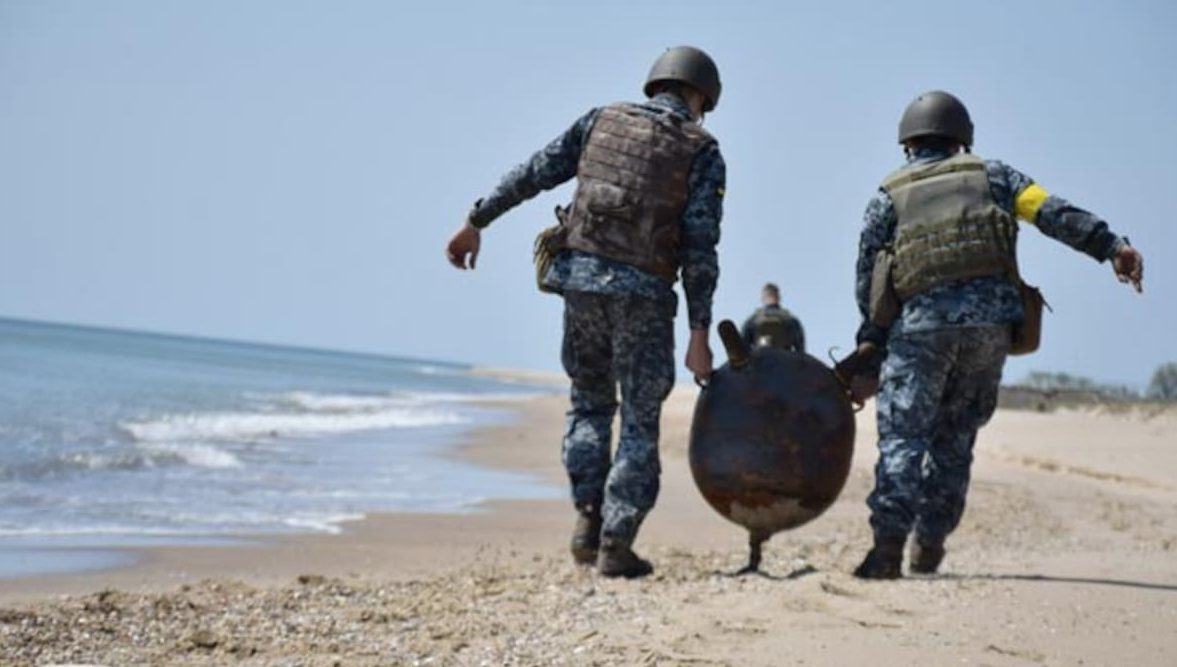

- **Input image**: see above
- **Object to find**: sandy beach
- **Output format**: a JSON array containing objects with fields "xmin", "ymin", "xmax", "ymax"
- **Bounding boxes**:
[{"xmin": 3, "ymin": 384, "xmax": 1176, "ymax": 666}]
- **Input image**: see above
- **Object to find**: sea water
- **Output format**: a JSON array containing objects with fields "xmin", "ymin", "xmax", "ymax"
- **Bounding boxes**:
[{"xmin": 0, "ymin": 318, "xmax": 559, "ymax": 578}]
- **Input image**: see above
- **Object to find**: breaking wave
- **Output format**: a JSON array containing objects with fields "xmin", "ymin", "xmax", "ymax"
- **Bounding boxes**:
[
  {"xmin": 0, "ymin": 511, "xmax": 367, "ymax": 537},
  {"xmin": 274, "ymin": 390, "xmax": 533, "ymax": 411},
  {"xmin": 121, "ymin": 391, "xmax": 468, "ymax": 444},
  {"xmin": 0, "ymin": 443, "xmax": 242, "ymax": 482}
]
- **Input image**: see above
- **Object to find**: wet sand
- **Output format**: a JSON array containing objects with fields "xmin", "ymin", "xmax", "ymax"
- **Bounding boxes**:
[{"xmin": 3, "ymin": 385, "xmax": 1176, "ymax": 666}]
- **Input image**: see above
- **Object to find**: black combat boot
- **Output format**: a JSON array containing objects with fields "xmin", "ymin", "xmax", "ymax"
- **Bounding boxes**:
[
  {"xmin": 852, "ymin": 536, "xmax": 905, "ymax": 580},
  {"xmin": 570, "ymin": 508, "xmax": 602, "ymax": 565},
  {"xmin": 909, "ymin": 537, "xmax": 946, "ymax": 575},
  {"xmin": 597, "ymin": 538, "xmax": 653, "ymax": 579}
]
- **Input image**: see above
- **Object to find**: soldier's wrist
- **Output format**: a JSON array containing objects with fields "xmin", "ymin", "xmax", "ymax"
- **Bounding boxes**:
[
  {"xmin": 466, "ymin": 198, "xmax": 492, "ymax": 230},
  {"xmin": 856, "ymin": 322, "xmax": 888, "ymax": 347},
  {"xmin": 1105, "ymin": 236, "xmax": 1127, "ymax": 262}
]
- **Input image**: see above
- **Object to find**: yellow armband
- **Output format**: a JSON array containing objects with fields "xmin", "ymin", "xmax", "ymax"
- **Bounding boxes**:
[{"xmin": 1014, "ymin": 183, "xmax": 1050, "ymax": 223}]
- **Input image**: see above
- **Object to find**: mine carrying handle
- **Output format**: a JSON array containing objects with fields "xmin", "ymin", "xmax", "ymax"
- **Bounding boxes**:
[
  {"xmin": 718, "ymin": 320, "xmax": 750, "ymax": 369},
  {"xmin": 831, "ymin": 342, "xmax": 883, "ymax": 412}
]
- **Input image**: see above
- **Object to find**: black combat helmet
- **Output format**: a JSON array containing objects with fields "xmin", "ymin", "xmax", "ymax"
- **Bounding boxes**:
[
  {"xmin": 898, "ymin": 90, "xmax": 974, "ymax": 147},
  {"xmin": 643, "ymin": 46, "xmax": 722, "ymax": 112}
]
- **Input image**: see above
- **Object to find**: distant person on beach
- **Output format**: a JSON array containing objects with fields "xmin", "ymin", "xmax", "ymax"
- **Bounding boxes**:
[
  {"xmin": 847, "ymin": 90, "xmax": 1145, "ymax": 579},
  {"xmin": 740, "ymin": 282, "xmax": 805, "ymax": 353},
  {"xmin": 445, "ymin": 47, "xmax": 725, "ymax": 578}
]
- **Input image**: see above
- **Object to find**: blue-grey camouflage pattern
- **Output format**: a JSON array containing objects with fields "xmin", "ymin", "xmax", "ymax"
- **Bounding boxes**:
[
  {"xmin": 857, "ymin": 147, "xmax": 1129, "ymax": 545},
  {"xmin": 468, "ymin": 93, "xmax": 726, "ymax": 330},
  {"xmin": 868, "ymin": 326, "xmax": 1009, "ymax": 541},
  {"xmin": 542, "ymin": 249, "xmax": 676, "ymax": 311},
  {"xmin": 560, "ymin": 291, "xmax": 675, "ymax": 545},
  {"xmin": 854, "ymin": 148, "xmax": 1126, "ymax": 347}
]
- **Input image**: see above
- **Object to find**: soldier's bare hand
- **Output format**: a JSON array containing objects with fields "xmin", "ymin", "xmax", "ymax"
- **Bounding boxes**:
[
  {"xmin": 686, "ymin": 329, "xmax": 713, "ymax": 384},
  {"xmin": 1112, "ymin": 244, "xmax": 1143, "ymax": 293},
  {"xmin": 850, "ymin": 374, "xmax": 880, "ymax": 404},
  {"xmin": 446, "ymin": 224, "xmax": 481, "ymax": 270}
]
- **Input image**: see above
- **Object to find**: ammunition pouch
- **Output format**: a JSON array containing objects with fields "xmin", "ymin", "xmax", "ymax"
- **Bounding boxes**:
[
  {"xmin": 1009, "ymin": 279, "xmax": 1049, "ymax": 356},
  {"xmin": 891, "ymin": 214, "xmax": 1018, "ymax": 301},
  {"xmin": 533, "ymin": 206, "xmax": 569, "ymax": 295},
  {"xmin": 868, "ymin": 248, "xmax": 900, "ymax": 328}
]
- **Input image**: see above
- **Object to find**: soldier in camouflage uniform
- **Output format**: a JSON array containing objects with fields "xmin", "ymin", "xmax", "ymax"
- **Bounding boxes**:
[
  {"xmin": 741, "ymin": 282, "xmax": 806, "ymax": 353},
  {"xmin": 850, "ymin": 91, "xmax": 1144, "ymax": 579},
  {"xmin": 445, "ymin": 46, "xmax": 726, "ymax": 578}
]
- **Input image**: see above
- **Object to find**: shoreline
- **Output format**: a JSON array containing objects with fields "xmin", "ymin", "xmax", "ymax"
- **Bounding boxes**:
[
  {"xmin": 0, "ymin": 394, "xmax": 571, "ymax": 605},
  {"xmin": 4, "ymin": 386, "xmax": 1177, "ymax": 665}
]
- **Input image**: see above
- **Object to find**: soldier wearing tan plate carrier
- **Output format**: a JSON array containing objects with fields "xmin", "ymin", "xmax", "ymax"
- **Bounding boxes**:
[
  {"xmin": 446, "ymin": 47, "xmax": 725, "ymax": 578},
  {"xmin": 847, "ymin": 91, "xmax": 1144, "ymax": 579}
]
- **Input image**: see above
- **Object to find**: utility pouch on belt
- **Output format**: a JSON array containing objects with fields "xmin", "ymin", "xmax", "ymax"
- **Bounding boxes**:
[
  {"xmin": 532, "ymin": 206, "xmax": 569, "ymax": 295},
  {"xmin": 1009, "ymin": 279, "xmax": 1049, "ymax": 356},
  {"xmin": 869, "ymin": 248, "xmax": 901, "ymax": 328}
]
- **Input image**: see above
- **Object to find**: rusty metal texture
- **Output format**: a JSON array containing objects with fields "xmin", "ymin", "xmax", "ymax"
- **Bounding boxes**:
[{"xmin": 689, "ymin": 320, "xmax": 856, "ymax": 550}]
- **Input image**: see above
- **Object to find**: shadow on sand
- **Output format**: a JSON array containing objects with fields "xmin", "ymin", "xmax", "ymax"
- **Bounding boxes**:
[
  {"xmin": 718, "ymin": 563, "xmax": 820, "ymax": 582},
  {"xmin": 934, "ymin": 572, "xmax": 1177, "ymax": 593}
]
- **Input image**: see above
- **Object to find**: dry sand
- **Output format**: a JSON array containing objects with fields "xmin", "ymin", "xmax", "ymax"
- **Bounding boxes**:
[{"xmin": 2, "ymin": 384, "xmax": 1176, "ymax": 666}]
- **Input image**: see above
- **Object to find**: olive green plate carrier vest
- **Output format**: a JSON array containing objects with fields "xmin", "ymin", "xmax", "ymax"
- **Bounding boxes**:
[{"xmin": 868, "ymin": 154, "xmax": 1046, "ymax": 355}]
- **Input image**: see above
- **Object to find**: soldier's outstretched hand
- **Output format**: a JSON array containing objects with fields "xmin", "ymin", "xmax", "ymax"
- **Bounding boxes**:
[
  {"xmin": 1112, "ymin": 244, "xmax": 1143, "ymax": 293},
  {"xmin": 446, "ymin": 223, "xmax": 481, "ymax": 270}
]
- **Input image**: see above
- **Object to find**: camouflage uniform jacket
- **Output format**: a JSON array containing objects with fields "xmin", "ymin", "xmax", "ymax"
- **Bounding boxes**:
[
  {"xmin": 855, "ymin": 148, "xmax": 1127, "ymax": 347},
  {"xmin": 468, "ymin": 94, "xmax": 725, "ymax": 330}
]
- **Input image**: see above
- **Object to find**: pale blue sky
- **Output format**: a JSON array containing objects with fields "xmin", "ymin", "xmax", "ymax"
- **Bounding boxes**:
[{"xmin": 1, "ymin": 0, "xmax": 1173, "ymax": 387}]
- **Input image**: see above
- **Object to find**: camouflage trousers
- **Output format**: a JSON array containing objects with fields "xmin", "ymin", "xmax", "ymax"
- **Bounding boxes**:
[
  {"xmin": 868, "ymin": 325, "xmax": 1010, "ymax": 543},
  {"xmin": 561, "ymin": 291, "xmax": 676, "ymax": 546}
]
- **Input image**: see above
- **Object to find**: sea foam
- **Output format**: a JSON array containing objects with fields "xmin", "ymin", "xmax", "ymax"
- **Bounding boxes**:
[
  {"xmin": 121, "ymin": 391, "xmax": 467, "ymax": 444},
  {"xmin": 0, "ymin": 443, "xmax": 242, "ymax": 481}
]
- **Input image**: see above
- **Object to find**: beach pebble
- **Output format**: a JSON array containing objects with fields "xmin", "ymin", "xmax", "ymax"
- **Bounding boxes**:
[{"xmin": 185, "ymin": 629, "xmax": 220, "ymax": 649}]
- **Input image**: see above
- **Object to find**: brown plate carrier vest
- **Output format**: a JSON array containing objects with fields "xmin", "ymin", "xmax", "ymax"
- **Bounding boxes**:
[
  {"xmin": 563, "ymin": 103, "xmax": 713, "ymax": 283},
  {"xmin": 882, "ymin": 153, "xmax": 1019, "ymax": 301}
]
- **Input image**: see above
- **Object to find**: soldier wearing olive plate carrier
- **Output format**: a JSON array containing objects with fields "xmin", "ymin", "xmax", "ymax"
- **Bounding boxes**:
[{"xmin": 848, "ymin": 90, "xmax": 1144, "ymax": 579}]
